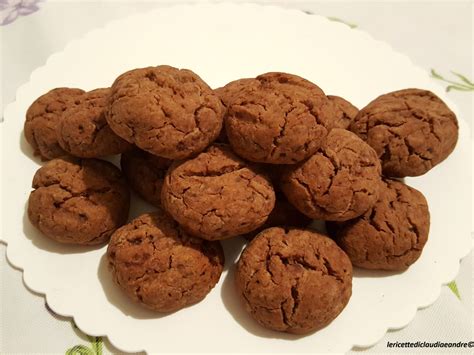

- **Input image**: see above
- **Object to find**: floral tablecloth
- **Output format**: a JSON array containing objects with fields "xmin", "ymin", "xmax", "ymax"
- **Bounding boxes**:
[{"xmin": 1, "ymin": 1, "xmax": 472, "ymax": 354}]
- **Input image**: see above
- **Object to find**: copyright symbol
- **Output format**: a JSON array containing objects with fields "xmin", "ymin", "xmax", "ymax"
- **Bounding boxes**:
[{"xmin": 469, "ymin": 341, "xmax": 474, "ymax": 348}]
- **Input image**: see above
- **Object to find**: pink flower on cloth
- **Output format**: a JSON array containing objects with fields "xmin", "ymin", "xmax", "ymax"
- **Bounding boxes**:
[{"xmin": 0, "ymin": 0, "xmax": 42, "ymax": 26}]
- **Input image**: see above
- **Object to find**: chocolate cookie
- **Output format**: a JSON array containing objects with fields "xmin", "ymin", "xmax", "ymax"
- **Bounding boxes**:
[
  {"xmin": 161, "ymin": 144, "xmax": 276, "ymax": 240},
  {"xmin": 215, "ymin": 78, "xmax": 255, "ymax": 107},
  {"xmin": 106, "ymin": 66, "xmax": 224, "ymax": 159},
  {"xmin": 214, "ymin": 79, "xmax": 255, "ymax": 143},
  {"xmin": 225, "ymin": 72, "xmax": 337, "ymax": 164},
  {"xmin": 350, "ymin": 88, "xmax": 458, "ymax": 177},
  {"xmin": 235, "ymin": 227, "xmax": 352, "ymax": 334},
  {"xmin": 281, "ymin": 129, "xmax": 382, "ymax": 221},
  {"xmin": 327, "ymin": 95, "xmax": 359, "ymax": 129},
  {"xmin": 24, "ymin": 88, "xmax": 85, "ymax": 160},
  {"xmin": 28, "ymin": 157, "xmax": 130, "ymax": 245},
  {"xmin": 327, "ymin": 179, "xmax": 430, "ymax": 271},
  {"xmin": 245, "ymin": 192, "xmax": 312, "ymax": 239},
  {"xmin": 57, "ymin": 88, "xmax": 132, "ymax": 158},
  {"xmin": 120, "ymin": 148, "xmax": 172, "ymax": 206},
  {"xmin": 107, "ymin": 211, "xmax": 224, "ymax": 312}
]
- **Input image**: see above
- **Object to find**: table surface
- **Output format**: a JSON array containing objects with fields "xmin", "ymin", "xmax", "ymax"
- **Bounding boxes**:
[{"xmin": 1, "ymin": 1, "xmax": 472, "ymax": 354}]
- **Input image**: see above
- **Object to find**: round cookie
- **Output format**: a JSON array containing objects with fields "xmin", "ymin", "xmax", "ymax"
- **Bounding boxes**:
[
  {"xmin": 161, "ymin": 144, "xmax": 276, "ymax": 240},
  {"xmin": 327, "ymin": 178, "xmax": 430, "ymax": 271},
  {"xmin": 120, "ymin": 148, "xmax": 172, "ymax": 206},
  {"xmin": 281, "ymin": 129, "xmax": 382, "ymax": 221},
  {"xmin": 28, "ymin": 157, "xmax": 130, "ymax": 245},
  {"xmin": 350, "ymin": 88, "xmax": 458, "ymax": 177},
  {"xmin": 107, "ymin": 211, "xmax": 224, "ymax": 312},
  {"xmin": 214, "ymin": 79, "xmax": 255, "ymax": 143},
  {"xmin": 236, "ymin": 227, "xmax": 352, "ymax": 334},
  {"xmin": 106, "ymin": 65, "xmax": 224, "ymax": 160},
  {"xmin": 245, "ymin": 192, "xmax": 312, "ymax": 239},
  {"xmin": 57, "ymin": 88, "xmax": 132, "ymax": 158},
  {"xmin": 327, "ymin": 95, "xmax": 359, "ymax": 129},
  {"xmin": 215, "ymin": 78, "xmax": 255, "ymax": 107},
  {"xmin": 225, "ymin": 72, "xmax": 337, "ymax": 164},
  {"xmin": 24, "ymin": 87, "xmax": 85, "ymax": 160}
]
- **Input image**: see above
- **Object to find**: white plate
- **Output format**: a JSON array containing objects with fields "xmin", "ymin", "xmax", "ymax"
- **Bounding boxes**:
[{"xmin": 1, "ymin": 3, "xmax": 471, "ymax": 354}]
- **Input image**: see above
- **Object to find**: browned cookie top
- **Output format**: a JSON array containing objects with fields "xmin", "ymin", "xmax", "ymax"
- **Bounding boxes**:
[
  {"xmin": 28, "ymin": 157, "xmax": 130, "ymax": 245},
  {"xmin": 215, "ymin": 78, "xmax": 256, "ymax": 107},
  {"xmin": 327, "ymin": 178, "xmax": 430, "ymax": 271},
  {"xmin": 106, "ymin": 66, "xmax": 224, "ymax": 159},
  {"xmin": 214, "ymin": 79, "xmax": 256, "ymax": 143},
  {"xmin": 24, "ymin": 88, "xmax": 85, "ymax": 160},
  {"xmin": 120, "ymin": 148, "xmax": 172, "ymax": 207},
  {"xmin": 236, "ymin": 227, "xmax": 352, "ymax": 334},
  {"xmin": 57, "ymin": 88, "xmax": 132, "ymax": 158},
  {"xmin": 327, "ymin": 95, "xmax": 359, "ymax": 129},
  {"xmin": 281, "ymin": 129, "xmax": 382, "ymax": 221},
  {"xmin": 161, "ymin": 144, "xmax": 276, "ymax": 240},
  {"xmin": 350, "ymin": 88, "xmax": 458, "ymax": 177},
  {"xmin": 225, "ymin": 72, "xmax": 336, "ymax": 164},
  {"xmin": 107, "ymin": 211, "xmax": 224, "ymax": 312}
]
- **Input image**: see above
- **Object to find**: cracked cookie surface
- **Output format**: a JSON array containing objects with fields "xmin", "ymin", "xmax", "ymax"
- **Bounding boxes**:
[
  {"xmin": 120, "ymin": 148, "xmax": 172, "ymax": 207},
  {"xmin": 281, "ymin": 129, "xmax": 382, "ymax": 221},
  {"xmin": 25, "ymin": 87, "xmax": 85, "ymax": 160},
  {"xmin": 327, "ymin": 178, "xmax": 430, "ymax": 271},
  {"xmin": 235, "ymin": 227, "xmax": 352, "ymax": 334},
  {"xmin": 106, "ymin": 65, "xmax": 224, "ymax": 159},
  {"xmin": 215, "ymin": 78, "xmax": 256, "ymax": 108},
  {"xmin": 327, "ymin": 95, "xmax": 359, "ymax": 129},
  {"xmin": 107, "ymin": 211, "xmax": 224, "ymax": 312},
  {"xmin": 214, "ymin": 78, "xmax": 255, "ymax": 143},
  {"xmin": 161, "ymin": 144, "xmax": 276, "ymax": 240},
  {"xmin": 350, "ymin": 88, "xmax": 458, "ymax": 177},
  {"xmin": 56, "ymin": 88, "xmax": 132, "ymax": 158},
  {"xmin": 225, "ymin": 72, "xmax": 337, "ymax": 164},
  {"xmin": 28, "ymin": 157, "xmax": 130, "ymax": 245}
]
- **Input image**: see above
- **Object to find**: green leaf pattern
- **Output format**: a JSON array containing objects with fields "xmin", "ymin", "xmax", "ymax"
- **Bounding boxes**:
[
  {"xmin": 66, "ymin": 336, "xmax": 103, "ymax": 355},
  {"xmin": 326, "ymin": 16, "xmax": 358, "ymax": 29},
  {"xmin": 447, "ymin": 281, "xmax": 461, "ymax": 300},
  {"xmin": 430, "ymin": 69, "xmax": 474, "ymax": 92}
]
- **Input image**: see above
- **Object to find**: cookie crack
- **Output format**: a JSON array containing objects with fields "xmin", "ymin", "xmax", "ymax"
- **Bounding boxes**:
[
  {"xmin": 290, "ymin": 277, "xmax": 300, "ymax": 319},
  {"xmin": 322, "ymin": 256, "xmax": 344, "ymax": 283},
  {"xmin": 270, "ymin": 106, "xmax": 296, "ymax": 158},
  {"xmin": 179, "ymin": 164, "xmax": 245, "ymax": 178},
  {"xmin": 293, "ymin": 176, "xmax": 333, "ymax": 215},
  {"xmin": 274, "ymin": 253, "xmax": 318, "ymax": 272},
  {"xmin": 265, "ymin": 238, "xmax": 278, "ymax": 285}
]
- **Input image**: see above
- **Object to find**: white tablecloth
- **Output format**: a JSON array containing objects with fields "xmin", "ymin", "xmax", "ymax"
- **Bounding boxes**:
[{"xmin": 1, "ymin": 1, "xmax": 472, "ymax": 354}]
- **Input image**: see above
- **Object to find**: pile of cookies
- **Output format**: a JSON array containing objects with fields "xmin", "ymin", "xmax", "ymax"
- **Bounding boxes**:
[{"xmin": 25, "ymin": 65, "xmax": 458, "ymax": 335}]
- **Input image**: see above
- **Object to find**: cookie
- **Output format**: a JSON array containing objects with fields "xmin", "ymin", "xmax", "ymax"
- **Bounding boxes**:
[
  {"xmin": 161, "ymin": 144, "xmax": 276, "ymax": 240},
  {"xmin": 107, "ymin": 211, "xmax": 224, "ymax": 312},
  {"xmin": 120, "ymin": 148, "xmax": 172, "ymax": 206},
  {"xmin": 56, "ymin": 88, "xmax": 132, "ymax": 158},
  {"xmin": 214, "ymin": 79, "xmax": 255, "ymax": 143},
  {"xmin": 281, "ymin": 129, "xmax": 382, "ymax": 221},
  {"xmin": 327, "ymin": 95, "xmax": 359, "ymax": 129},
  {"xmin": 235, "ymin": 227, "xmax": 352, "ymax": 334},
  {"xmin": 215, "ymin": 78, "xmax": 256, "ymax": 107},
  {"xmin": 245, "ymin": 192, "xmax": 312, "ymax": 239},
  {"xmin": 24, "ymin": 87, "xmax": 85, "ymax": 160},
  {"xmin": 350, "ymin": 88, "xmax": 458, "ymax": 177},
  {"xmin": 327, "ymin": 179, "xmax": 430, "ymax": 271},
  {"xmin": 106, "ymin": 66, "xmax": 224, "ymax": 159},
  {"xmin": 225, "ymin": 72, "xmax": 337, "ymax": 164},
  {"xmin": 28, "ymin": 157, "xmax": 130, "ymax": 245}
]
